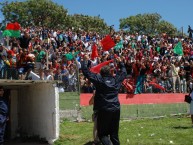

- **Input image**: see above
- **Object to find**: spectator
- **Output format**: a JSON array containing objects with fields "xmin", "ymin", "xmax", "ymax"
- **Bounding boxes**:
[
  {"xmin": 34, "ymin": 45, "xmax": 46, "ymax": 80},
  {"xmin": 19, "ymin": 31, "xmax": 32, "ymax": 50},
  {"xmin": 170, "ymin": 61, "xmax": 181, "ymax": 93}
]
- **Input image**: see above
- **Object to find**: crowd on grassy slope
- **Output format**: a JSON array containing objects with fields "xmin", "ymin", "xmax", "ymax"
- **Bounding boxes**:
[{"xmin": 0, "ymin": 25, "xmax": 193, "ymax": 94}]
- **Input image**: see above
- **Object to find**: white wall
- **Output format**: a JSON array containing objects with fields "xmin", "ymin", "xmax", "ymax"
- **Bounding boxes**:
[{"xmin": 17, "ymin": 83, "xmax": 59, "ymax": 143}]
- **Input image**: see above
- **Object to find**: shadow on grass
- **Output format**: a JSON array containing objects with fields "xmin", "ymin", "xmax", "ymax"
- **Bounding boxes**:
[{"xmin": 173, "ymin": 126, "xmax": 191, "ymax": 129}]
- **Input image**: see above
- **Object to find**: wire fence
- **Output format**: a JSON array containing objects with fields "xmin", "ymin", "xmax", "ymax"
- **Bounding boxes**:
[{"xmin": 59, "ymin": 92, "xmax": 190, "ymax": 121}]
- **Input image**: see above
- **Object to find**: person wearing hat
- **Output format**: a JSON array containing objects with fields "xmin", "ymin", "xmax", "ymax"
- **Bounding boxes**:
[
  {"xmin": 81, "ymin": 57, "xmax": 127, "ymax": 145},
  {"xmin": 0, "ymin": 86, "xmax": 8, "ymax": 145}
]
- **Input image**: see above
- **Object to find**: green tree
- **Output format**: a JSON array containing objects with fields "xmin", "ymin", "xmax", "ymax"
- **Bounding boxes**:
[
  {"xmin": 1, "ymin": 0, "xmax": 68, "ymax": 28},
  {"xmin": 69, "ymin": 14, "xmax": 109, "ymax": 33},
  {"xmin": 119, "ymin": 13, "xmax": 177, "ymax": 35},
  {"xmin": 0, "ymin": 0, "xmax": 109, "ymax": 33},
  {"xmin": 157, "ymin": 20, "xmax": 177, "ymax": 36}
]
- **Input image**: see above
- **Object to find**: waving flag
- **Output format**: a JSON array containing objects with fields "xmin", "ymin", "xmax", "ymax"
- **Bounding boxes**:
[
  {"xmin": 114, "ymin": 40, "xmax": 123, "ymax": 51},
  {"xmin": 173, "ymin": 42, "xmax": 183, "ymax": 56},
  {"xmin": 149, "ymin": 81, "xmax": 165, "ymax": 90},
  {"xmin": 91, "ymin": 43, "xmax": 98, "ymax": 60},
  {"xmin": 3, "ymin": 22, "xmax": 21, "ymax": 38},
  {"xmin": 100, "ymin": 35, "xmax": 115, "ymax": 51},
  {"xmin": 90, "ymin": 59, "xmax": 113, "ymax": 73}
]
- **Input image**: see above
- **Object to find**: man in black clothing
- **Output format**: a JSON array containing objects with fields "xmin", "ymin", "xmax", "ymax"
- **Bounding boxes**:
[
  {"xmin": 19, "ymin": 31, "xmax": 31, "ymax": 50},
  {"xmin": 81, "ymin": 57, "xmax": 127, "ymax": 145}
]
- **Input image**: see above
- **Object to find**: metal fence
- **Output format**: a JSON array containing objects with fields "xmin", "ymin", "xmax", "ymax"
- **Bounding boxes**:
[{"xmin": 59, "ymin": 92, "xmax": 190, "ymax": 121}]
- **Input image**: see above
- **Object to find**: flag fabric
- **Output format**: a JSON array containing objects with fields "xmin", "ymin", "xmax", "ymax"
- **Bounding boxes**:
[
  {"xmin": 100, "ymin": 35, "xmax": 115, "ymax": 51},
  {"xmin": 90, "ymin": 59, "xmax": 113, "ymax": 73},
  {"xmin": 64, "ymin": 51, "xmax": 80, "ymax": 60},
  {"xmin": 173, "ymin": 42, "xmax": 183, "ymax": 56},
  {"xmin": 149, "ymin": 81, "xmax": 165, "ymax": 90},
  {"xmin": 91, "ymin": 43, "xmax": 98, "ymax": 60},
  {"xmin": 3, "ymin": 22, "xmax": 21, "ymax": 38},
  {"xmin": 114, "ymin": 40, "xmax": 123, "ymax": 51}
]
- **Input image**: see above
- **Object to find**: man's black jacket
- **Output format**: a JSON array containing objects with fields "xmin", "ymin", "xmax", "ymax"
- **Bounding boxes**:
[{"xmin": 81, "ymin": 61, "xmax": 127, "ymax": 112}]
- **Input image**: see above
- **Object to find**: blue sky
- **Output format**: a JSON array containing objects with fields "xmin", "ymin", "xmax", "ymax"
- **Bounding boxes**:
[{"xmin": 1, "ymin": 0, "xmax": 193, "ymax": 33}]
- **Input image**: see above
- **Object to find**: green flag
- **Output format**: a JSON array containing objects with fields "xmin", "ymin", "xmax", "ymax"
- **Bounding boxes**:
[
  {"xmin": 3, "ymin": 22, "xmax": 21, "ymax": 38},
  {"xmin": 173, "ymin": 42, "xmax": 183, "ymax": 56},
  {"xmin": 156, "ymin": 47, "xmax": 160, "ymax": 52},
  {"xmin": 114, "ymin": 40, "xmax": 123, "ymax": 51},
  {"xmin": 64, "ymin": 51, "xmax": 80, "ymax": 60}
]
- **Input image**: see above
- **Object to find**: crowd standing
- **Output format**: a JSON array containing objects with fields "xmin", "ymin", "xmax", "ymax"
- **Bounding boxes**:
[{"xmin": 0, "ymin": 25, "xmax": 193, "ymax": 94}]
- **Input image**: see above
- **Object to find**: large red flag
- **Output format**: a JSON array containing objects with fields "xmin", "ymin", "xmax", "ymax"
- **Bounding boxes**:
[
  {"xmin": 91, "ymin": 44, "xmax": 98, "ymax": 60},
  {"xmin": 6, "ymin": 22, "xmax": 21, "ymax": 30},
  {"xmin": 149, "ymin": 81, "xmax": 165, "ymax": 90},
  {"xmin": 3, "ymin": 22, "xmax": 21, "ymax": 38},
  {"xmin": 100, "ymin": 35, "xmax": 115, "ymax": 51},
  {"xmin": 90, "ymin": 59, "xmax": 114, "ymax": 73}
]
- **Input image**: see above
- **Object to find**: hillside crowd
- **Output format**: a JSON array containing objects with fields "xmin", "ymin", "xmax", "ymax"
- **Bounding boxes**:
[{"xmin": 0, "ymin": 25, "xmax": 193, "ymax": 94}]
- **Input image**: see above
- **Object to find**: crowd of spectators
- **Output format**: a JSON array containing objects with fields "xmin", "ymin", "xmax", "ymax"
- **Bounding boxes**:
[{"xmin": 0, "ymin": 25, "xmax": 193, "ymax": 94}]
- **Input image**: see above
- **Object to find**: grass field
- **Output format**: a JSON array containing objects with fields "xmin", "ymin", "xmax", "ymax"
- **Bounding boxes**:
[
  {"xmin": 58, "ymin": 92, "xmax": 192, "ymax": 145},
  {"xmin": 55, "ymin": 115, "xmax": 193, "ymax": 145}
]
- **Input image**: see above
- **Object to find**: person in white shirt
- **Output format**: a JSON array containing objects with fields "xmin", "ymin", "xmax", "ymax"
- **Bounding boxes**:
[{"xmin": 170, "ymin": 61, "xmax": 181, "ymax": 93}]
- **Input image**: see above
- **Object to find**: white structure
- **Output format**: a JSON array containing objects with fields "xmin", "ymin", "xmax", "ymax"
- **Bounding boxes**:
[{"xmin": 0, "ymin": 80, "xmax": 59, "ymax": 144}]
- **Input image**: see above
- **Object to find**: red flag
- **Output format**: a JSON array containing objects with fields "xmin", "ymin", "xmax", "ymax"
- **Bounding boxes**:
[
  {"xmin": 91, "ymin": 44, "xmax": 98, "ymax": 60},
  {"xmin": 101, "ymin": 35, "xmax": 115, "ymax": 51},
  {"xmin": 149, "ymin": 81, "xmax": 165, "ymax": 90},
  {"xmin": 6, "ymin": 22, "xmax": 21, "ymax": 30},
  {"xmin": 90, "ymin": 59, "xmax": 113, "ymax": 73}
]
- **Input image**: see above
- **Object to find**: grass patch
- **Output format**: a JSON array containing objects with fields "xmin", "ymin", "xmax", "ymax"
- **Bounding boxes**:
[
  {"xmin": 59, "ymin": 93, "xmax": 191, "ymax": 144},
  {"xmin": 59, "ymin": 92, "xmax": 80, "ymax": 110},
  {"xmin": 81, "ymin": 103, "xmax": 189, "ymax": 120},
  {"xmin": 54, "ymin": 115, "xmax": 193, "ymax": 145}
]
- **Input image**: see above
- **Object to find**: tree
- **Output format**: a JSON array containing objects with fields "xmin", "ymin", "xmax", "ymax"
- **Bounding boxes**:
[
  {"xmin": 1, "ymin": 0, "xmax": 68, "ymax": 28},
  {"xmin": 0, "ymin": 0, "xmax": 109, "ymax": 33},
  {"xmin": 157, "ymin": 20, "xmax": 177, "ymax": 36},
  {"xmin": 68, "ymin": 14, "xmax": 109, "ymax": 33},
  {"xmin": 119, "ymin": 13, "xmax": 177, "ymax": 35}
]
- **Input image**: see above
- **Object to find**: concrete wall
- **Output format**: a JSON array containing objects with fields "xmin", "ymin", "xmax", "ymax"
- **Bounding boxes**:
[
  {"xmin": 10, "ymin": 89, "xmax": 19, "ymax": 139},
  {"xmin": 17, "ymin": 83, "xmax": 59, "ymax": 143}
]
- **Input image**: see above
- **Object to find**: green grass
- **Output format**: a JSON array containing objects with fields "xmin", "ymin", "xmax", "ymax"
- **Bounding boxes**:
[
  {"xmin": 58, "ymin": 93, "xmax": 192, "ymax": 145},
  {"xmin": 81, "ymin": 103, "xmax": 189, "ymax": 120},
  {"xmin": 54, "ymin": 115, "xmax": 193, "ymax": 145},
  {"xmin": 59, "ymin": 92, "xmax": 80, "ymax": 110}
]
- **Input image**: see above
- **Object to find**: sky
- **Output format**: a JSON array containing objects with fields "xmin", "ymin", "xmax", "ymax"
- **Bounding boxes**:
[{"xmin": 1, "ymin": 0, "xmax": 193, "ymax": 34}]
